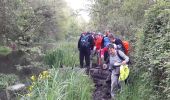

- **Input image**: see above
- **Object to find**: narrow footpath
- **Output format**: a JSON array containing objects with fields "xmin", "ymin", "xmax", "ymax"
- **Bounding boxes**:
[{"xmin": 90, "ymin": 67, "xmax": 111, "ymax": 100}]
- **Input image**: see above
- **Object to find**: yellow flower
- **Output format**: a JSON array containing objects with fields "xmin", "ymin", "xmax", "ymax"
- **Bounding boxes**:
[
  {"xmin": 42, "ymin": 71, "xmax": 49, "ymax": 76},
  {"xmin": 30, "ymin": 75, "xmax": 36, "ymax": 81},
  {"xmin": 28, "ymin": 85, "xmax": 34, "ymax": 91},
  {"xmin": 42, "ymin": 71, "xmax": 50, "ymax": 79}
]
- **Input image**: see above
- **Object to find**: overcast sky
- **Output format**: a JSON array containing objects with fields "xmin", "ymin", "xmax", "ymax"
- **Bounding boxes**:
[{"xmin": 65, "ymin": 0, "xmax": 90, "ymax": 22}]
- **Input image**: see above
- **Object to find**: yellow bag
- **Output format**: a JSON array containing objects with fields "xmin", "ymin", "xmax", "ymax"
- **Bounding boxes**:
[{"xmin": 119, "ymin": 65, "xmax": 129, "ymax": 81}]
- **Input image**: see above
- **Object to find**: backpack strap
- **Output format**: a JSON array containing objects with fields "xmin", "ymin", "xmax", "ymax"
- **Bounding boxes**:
[{"xmin": 116, "ymin": 50, "xmax": 124, "ymax": 61}]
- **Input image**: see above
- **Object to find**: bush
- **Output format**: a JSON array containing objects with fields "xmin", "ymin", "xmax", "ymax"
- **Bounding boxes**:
[{"xmin": 117, "ymin": 1, "xmax": 170, "ymax": 100}]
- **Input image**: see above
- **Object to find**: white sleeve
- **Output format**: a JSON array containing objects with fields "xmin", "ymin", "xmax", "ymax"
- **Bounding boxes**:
[{"xmin": 118, "ymin": 50, "xmax": 129, "ymax": 63}]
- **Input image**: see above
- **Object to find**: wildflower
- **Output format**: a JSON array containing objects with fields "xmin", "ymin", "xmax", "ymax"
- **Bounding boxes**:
[
  {"xmin": 28, "ymin": 85, "xmax": 34, "ymax": 91},
  {"xmin": 30, "ymin": 75, "xmax": 36, "ymax": 81},
  {"xmin": 42, "ymin": 71, "xmax": 49, "ymax": 76},
  {"xmin": 42, "ymin": 71, "xmax": 50, "ymax": 79}
]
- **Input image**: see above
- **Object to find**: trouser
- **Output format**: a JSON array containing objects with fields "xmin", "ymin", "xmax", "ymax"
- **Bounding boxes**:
[
  {"xmin": 104, "ymin": 51, "xmax": 109, "ymax": 62},
  {"xmin": 111, "ymin": 67, "xmax": 121, "ymax": 98},
  {"xmin": 79, "ymin": 48, "xmax": 90, "ymax": 68}
]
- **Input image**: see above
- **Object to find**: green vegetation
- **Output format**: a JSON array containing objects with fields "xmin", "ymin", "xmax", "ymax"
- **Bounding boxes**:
[
  {"xmin": 22, "ymin": 69, "xmax": 94, "ymax": 100},
  {"xmin": 90, "ymin": 0, "xmax": 170, "ymax": 99},
  {"xmin": 0, "ymin": 0, "xmax": 169, "ymax": 100},
  {"xmin": 0, "ymin": 46, "xmax": 12, "ymax": 56},
  {"xmin": 44, "ymin": 42, "xmax": 79, "ymax": 68},
  {"xmin": 117, "ymin": 1, "xmax": 170, "ymax": 100}
]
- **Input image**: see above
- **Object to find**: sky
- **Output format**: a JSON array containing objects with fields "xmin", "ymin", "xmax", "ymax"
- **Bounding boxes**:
[{"xmin": 64, "ymin": 0, "xmax": 90, "ymax": 22}]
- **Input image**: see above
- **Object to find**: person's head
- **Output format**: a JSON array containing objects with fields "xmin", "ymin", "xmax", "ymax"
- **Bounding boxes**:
[
  {"xmin": 92, "ymin": 31, "xmax": 96, "ymax": 35},
  {"xmin": 94, "ymin": 32, "xmax": 102, "ymax": 39},
  {"xmin": 108, "ymin": 44, "xmax": 117, "ymax": 55},
  {"xmin": 105, "ymin": 30, "xmax": 110, "ymax": 36},
  {"xmin": 98, "ymin": 32, "xmax": 103, "ymax": 36},
  {"xmin": 82, "ymin": 32, "xmax": 86, "ymax": 35},
  {"xmin": 108, "ymin": 33, "xmax": 115, "ymax": 43}
]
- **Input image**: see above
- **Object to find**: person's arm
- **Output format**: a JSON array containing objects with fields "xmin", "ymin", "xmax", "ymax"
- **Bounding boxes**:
[
  {"xmin": 101, "ymin": 47, "xmax": 108, "ymax": 58},
  {"xmin": 118, "ymin": 50, "xmax": 129, "ymax": 64},
  {"xmin": 78, "ymin": 36, "xmax": 81, "ymax": 50}
]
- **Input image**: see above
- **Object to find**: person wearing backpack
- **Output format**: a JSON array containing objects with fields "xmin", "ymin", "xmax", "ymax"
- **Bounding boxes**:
[
  {"xmin": 93, "ymin": 32, "xmax": 104, "ymax": 67},
  {"xmin": 108, "ymin": 33, "xmax": 126, "ymax": 54},
  {"xmin": 107, "ymin": 44, "xmax": 129, "ymax": 99},
  {"xmin": 78, "ymin": 32, "xmax": 94, "ymax": 71},
  {"xmin": 101, "ymin": 30, "xmax": 111, "ymax": 63},
  {"xmin": 108, "ymin": 33, "xmax": 130, "ymax": 84}
]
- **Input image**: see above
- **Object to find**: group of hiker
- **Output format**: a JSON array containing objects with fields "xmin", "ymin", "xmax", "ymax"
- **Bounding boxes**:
[{"xmin": 78, "ymin": 30, "xmax": 130, "ymax": 99}]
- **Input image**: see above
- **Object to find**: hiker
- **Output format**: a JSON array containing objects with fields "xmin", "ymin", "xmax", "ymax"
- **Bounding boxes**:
[
  {"xmin": 108, "ymin": 33, "xmax": 130, "ymax": 84},
  {"xmin": 78, "ymin": 32, "xmax": 94, "ymax": 70},
  {"xmin": 94, "ymin": 32, "xmax": 103, "ymax": 51},
  {"xmin": 102, "ymin": 30, "xmax": 111, "ymax": 48},
  {"xmin": 92, "ymin": 32, "xmax": 103, "ymax": 67},
  {"xmin": 108, "ymin": 33, "xmax": 126, "ymax": 53},
  {"xmin": 101, "ymin": 30, "xmax": 111, "ymax": 63},
  {"xmin": 108, "ymin": 44, "xmax": 129, "ymax": 99}
]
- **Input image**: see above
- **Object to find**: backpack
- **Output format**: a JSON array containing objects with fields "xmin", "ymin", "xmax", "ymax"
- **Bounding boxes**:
[
  {"xmin": 80, "ymin": 34, "xmax": 90, "ymax": 47},
  {"xmin": 122, "ymin": 41, "xmax": 129, "ymax": 55},
  {"xmin": 103, "ymin": 37, "xmax": 110, "ymax": 47}
]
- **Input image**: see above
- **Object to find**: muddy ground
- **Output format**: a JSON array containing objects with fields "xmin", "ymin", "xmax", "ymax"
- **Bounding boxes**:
[{"xmin": 90, "ymin": 67, "xmax": 111, "ymax": 100}]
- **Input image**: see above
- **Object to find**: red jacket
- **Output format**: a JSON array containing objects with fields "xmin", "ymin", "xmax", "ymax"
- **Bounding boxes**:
[{"xmin": 94, "ymin": 35, "xmax": 103, "ymax": 50}]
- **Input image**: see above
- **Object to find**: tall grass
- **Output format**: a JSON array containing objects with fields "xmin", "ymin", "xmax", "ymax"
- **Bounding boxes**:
[
  {"xmin": 44, "ymin": 42, "xmax": 79, "ymax": 68},
  {"xmin": 22, "ymin": 68, "xmax": 94, "ymax": 100},
  {"xmin": 22, "ymin": 41, "xmax": 94, "ymax": 100},
  {"xmin": 116, "ymin": 73, "xmax": 152, "ymax": 100}
]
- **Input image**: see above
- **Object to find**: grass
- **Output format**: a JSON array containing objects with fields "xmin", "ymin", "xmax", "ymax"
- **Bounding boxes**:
[
  {"xmin": 21, "ymin": 41, "xmax": 94, "ymax": 99},
  {"xmin": 116, "ymin": 70, "xmax": 153, "ymax": 100},
  {"xmin": 22, "ymin": 68, "xmax": 94, "ymax": 100},
  {"xmin": 44, "ymin": 41, "xmax": 79, "ymax": 68}
]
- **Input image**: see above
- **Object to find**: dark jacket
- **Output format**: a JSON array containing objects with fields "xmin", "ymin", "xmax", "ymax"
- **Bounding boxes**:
[
  {"xmin": 114, "ymin": 38, "xmax": 125, "ymax": 53},
  {"xmin": 78, "ymin": 33, "xmax": 94, "ymax": 51}
]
